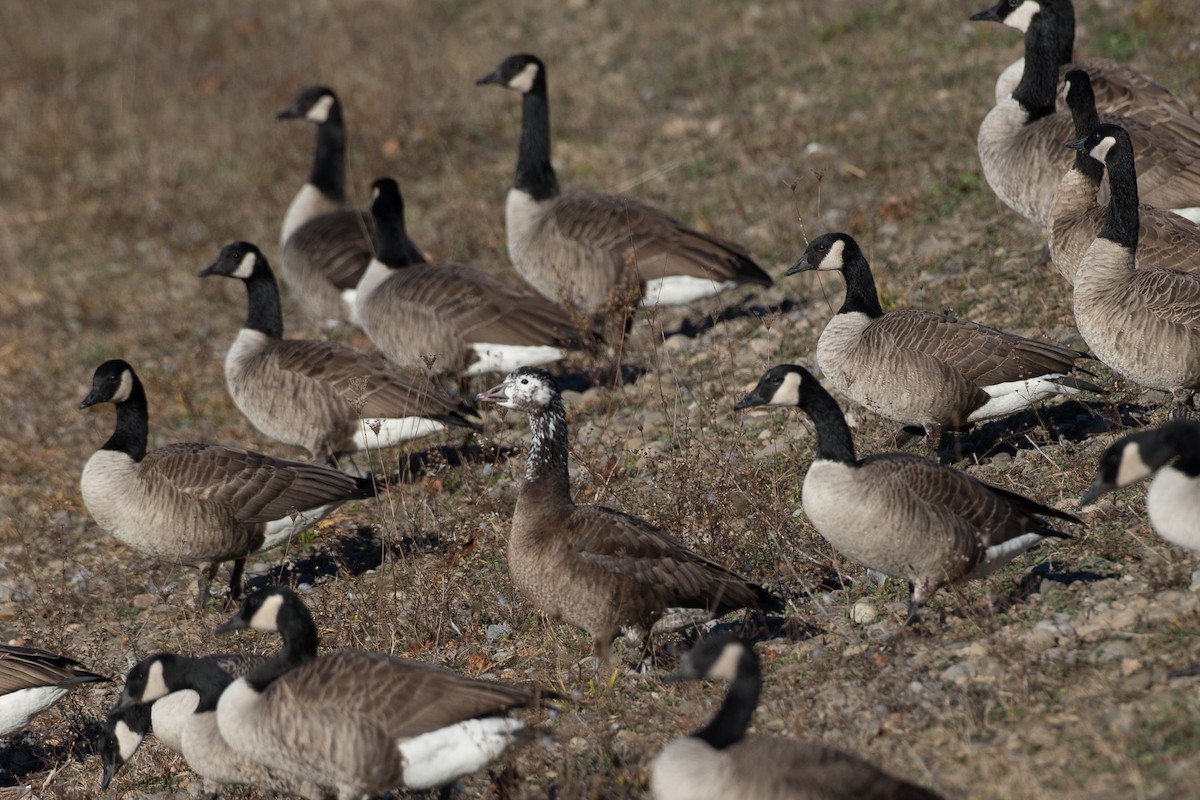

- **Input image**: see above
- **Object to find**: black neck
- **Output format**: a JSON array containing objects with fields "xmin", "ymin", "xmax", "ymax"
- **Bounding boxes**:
[
  {"xmin": 1161, "ymin": 422, "xmax": 1200, "ymax": 477},
  {"xmin": 243, "ymin": 266, "xmax": 285, "ymax": 339},
  {"xmin": 1039, "ymin": 0, "xmax": 1076, "ymax": 65},
  {"xmin": 1013, "ymin": 20, "xmax": 1061, "ymax": 120},
  {"xmin": 118, "ymin": 701, "xmax": 152, "ymax": 736},
  {"xmin": 800, "ymin": 376, "xmax": 858, "ymax": 464},
  {"xmin": 1066, "ymin": 80, "xmax": 1103, "ymax": 184},
  {"xmin": 1098, "ymin": 137, "xmax": 1139, "ymax": 251},
  {"xmin": 310, "ymin": 108, "xmax": 346, "ymax": 202},
  {"xmin": 523, "ymin": 397, "xmax": 573, "ymax": 502},
  {"xmin": 837, "ymin": 250, "xmax": 885, "ymax": 319},
  {"xmin": 243, "ymin": 597, "xmax": 319, "ymax": 693},
  {"xmin": 373, "ymin": 197, "xmax": 428, "ymax": 268},
  {"xmin": 169, "ymin": 658, "xmax": 234, "ymax": 714},
  {"xmin": 694, "ymin": 648, "xmax": 759, "ymax": 751},
  {"xmin": 514, "ymin": 86, "xmax": 559, "ymax": 201},
  {"xmin": 103, "ymin": 375, "xmax": 149, "ymax": 462}
]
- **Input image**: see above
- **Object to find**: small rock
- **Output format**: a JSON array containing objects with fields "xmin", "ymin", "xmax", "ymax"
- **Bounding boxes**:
[
  {"xmin": 485, "ymin": 624, "xmax": 511, "ymax": 641},
  {"xmin": 131, "ymin": 593, "xmax": 159, "ymax": 610},
  {"xmin": 941, "ymin": 661, "xmax": 975, "ymax": 684},
  {"xmin": 850, "ymin": 599, "xmax": 878, "ymax": 625},
  {"xmin": 990, "ymin": 452, "xmax": 1013, "ymax": 468}
]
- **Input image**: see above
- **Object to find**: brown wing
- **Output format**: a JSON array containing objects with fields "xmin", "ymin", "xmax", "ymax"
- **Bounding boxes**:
[
  {"xmin": 0, "ymin": 645, "xmax": 107, "ymax": 693},
  {"xmin": 1122, "ymin": 269, "xmax": 1200, "ymax": 330},
  {"xmin": 734, "ymin": 738, "xmax": 944, "ymax": 800},
  {"xmin": 1078, "ymin": 58, "xmax": 1200, "ymax": 144},
  {"xmin": 282, "ymin": 210, "xmax": 374, "ymax": 290}
]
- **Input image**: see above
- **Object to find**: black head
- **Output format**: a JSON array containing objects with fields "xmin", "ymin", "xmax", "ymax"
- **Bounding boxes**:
[
  {"xmin": 476, "ymin": 53, "xmax": 547, "ymax": 94},
  {"xmin": 80, "ymin": 359, "xmax": 138, "ymax": 410},
  {"xmin": 114, "ymin": 654, "xmax": 178, "ymax": 711},
  {"xmin": 198, "ymin": 241, "xmax": 268, "ymax": 280},
  {"xmin": 734, "ymin": 365, "xmax": 811, "ymax": 411},
  {"xmin": 1065, "ymin": 122, "xmax": 1129, "ymax": 166},
  {"xmin": 276, "ymin": 85, "xmax": 340, "ymax": 124},
  {"xmin": 970, "ymin": 0, "xmax": 1036, "ymax": 29},
  {"xmin": 1081, "ymin": 421, "xmax": 1200, "ymax": 505},
  {"xmin": 217, "ymin": 585, "xmax": 300, "ymax": 635},
  {"xmin": 1063, "ymin": 69, "xmax": 1098, "ymax": 138},
  {"xmin": 786, "ymin": 232, "xmax": 858, "ymax": 276},
  {"xmin": 476, "ymin": 366, "xmax": 559, "ymax": 414},
  {"xmin": 666, "ymin": 633, "xmax": 754, "ymax": 683},
  {"xmin": 371, "ymin": 176, "xmax": 404, "ymax": 218},
  {"xmin": 99, "ymin": 702, "xmax": 151, "ymax": 790}
]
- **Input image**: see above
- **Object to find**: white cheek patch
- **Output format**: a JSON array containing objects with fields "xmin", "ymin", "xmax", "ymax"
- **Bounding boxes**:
[
  {"xmin": 818, "ymin": 238, "xmax": 845, "ymax": 271},
  {"xmin": 113, "ymin": 369, "xmax": 134, "ymax": 404},
  {"xmin": 1116, "ymin": 443, "xmax": 1154, "ymax": 487},
  {"xmin": 306, "ymin": 94, "xmax": 334, "ymax": 123},
  {"xmin": 770, "ymin": 370, "xmax": 803, "ymax": 407},
  {"xmin": 114, "ymin": 719, "xmax": 144, "ymax": 759},
  {"xmin": 232, "ymin": 251, "xmax": 257, "ymax": 279},
  {"xmin": 144, "ymin": 660, "xmax": 170, "ymax": 702},
  {"xmin": 706, "ymin": 642, "xmax": 744, "ymax": 682},
  {"xmin": 248, "ymin": 591, "xmax": 285, "ymax": 631},
  {"xmin": 508, "ymin": 62, "xmax": 540, "ymax": 94},
  {"xmin": 1088, "ymin": 135, "xmax": 1117, "ymax": 164},
  {"xmin": 1003, "ymin": 1, "xmax": 1040, "ymax": 32}
]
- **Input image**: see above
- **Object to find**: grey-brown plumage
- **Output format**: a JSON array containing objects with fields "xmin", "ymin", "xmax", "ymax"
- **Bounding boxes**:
[
  {"xmin": 1049, "ymin": 71, "xmax": 1200, "ymax": 285},
  {"xmin": 788, "ymin": 232, "xmax": 1100, "ymax": 454},
  {"xmin": 354, "ymin": 177, "xmax": 586, "ymax": 378},
  {"xmin": 200, "ymin": 241, "xmax": 481, "ymax": 462},
  {"xmin": 477, "ymin": 54, "xmax": 772, "ymax": 317},
  {"xmin": 276, "ymin": 86, "xmax": 373, "ymax": 327},
  {"xmin": 213, "ymin": 587, "xmax": 542, "ymax": 798},
  {"xmin": 1068, "ymin": 124, "xmax": 1200, "ymax": 415},
  {"xmin": 736, "ymin": 366, "xmax": 1078, "ymax": 622},
  {"xmin": 651, "ymin": 635, "xmax": 943, "ymax": 800},
  {"xmin": 79, "ymin": 359, "xmax": 376, "ymax": 605},
  {"xmin": 477, "ymin": 367, "xmax": 783, "ymax": 667},
  {"xmin": 973, "ymin": 1, "xmax": 1200, "ymax": 228},
  {"xmin": 0, "ymin": 645, "xmax": 109, "ymax": 737}
]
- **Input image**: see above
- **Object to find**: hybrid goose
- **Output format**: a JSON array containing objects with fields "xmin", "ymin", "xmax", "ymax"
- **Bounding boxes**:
[
  {"xmin": 200, "ymin": 241, "xmax": 481, "ymax": 464},
  {"xmin": 1048, "ymin": 71, "xmax": 1200, "ymax": 285},
  {"xmin": 736, "ymin": 365, "xmax": 1079, "ymax": 623},
  {"xmin": 477, "ymin": 367, "xmax": 783, "ymax": 667},
  {"xmin": 788, "ymin": 232, "xmax": 1100, "ymax": 455},
  {"xmin": 0, "ymin": 645, "xmax": 108, "ymax": 737},
  {"xmin": 651, "ymin": 635, "xmax": 943, "ymax": 800},
  {"xmin": 1067, "ymin": 124, "xmax": 1200, "ymax": 416},
  {"xmin": 213, "ymin": 587, "xmax": 543, "ymax": 799},
  {"xmin": 355, "ymin": 177, "xmax": 587, "ymax": 379},
  {"xmin": 277, "ymin": 86, "xmax": 374, "ymax": 327},
  {"xmin": 477, "ymin": 53, "xmax": 772, "ymax": 318},
  {"xmin": 1081, "ymin": 420, "xmax": 1200, "ymax": 553},
  {"xmin": 973, "ymin": 2, "xmax": 1200, "ymax": 228},
  {"xmin": 79, "ymin": 359, "xmax": 377, "ymax": 605}
]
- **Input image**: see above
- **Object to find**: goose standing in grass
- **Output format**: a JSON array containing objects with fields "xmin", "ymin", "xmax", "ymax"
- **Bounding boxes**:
[
  {"xmin": 200, "ymin": 241, "xmax": 481, "ymax": 464},
  {"xmin": 1049, "ymin": 70, "xmax": 1200, "ymax": 285},
  {"xmin": 0, "ymin": 645, "xmax": 108, "ymax": 738},
  {"xmin": 736, "ymin": 365, "xmax": 1079, "ymax": 624},
  {"xmin": 99, "ymin": 652, "xmax": 263, "ymax": 791},
  {"xmin": 213, "ymin": 586, "xmax": 543, "ymax": 799},
  {"xmin": 477, "ymin": 367, "xmax": 783, "ymax": 667},
  {"xmin": 788, "ymin": 232, "xmax": 1100, "ymax": 456},
  {"xmin": 972, "ymin": 1, "xmax": 1200, "ymax": 228},
  {"xmin": 354, "ymin": 177, "xmax": 587, "ymax": 380},
  {"xmin": 1067, "ymin": 124, "xmax": 1200, "ymax": 417},
  {"xmin": 276, "ymin": 86, "xmax": 373, "ymax": 327},
  {"xmin": 1081, "ymin": 420, "xmax": 1200, "ymax": 553},
  {"xmin": 476, "ymin": 53, "xmax": 772, "ymax": 320},
  {"xmin": 651, "ymin": 634, "xmax": 944, "ymax": 800},
  {"xmin": 114, "ymin": 654, "xmax": 334, "ymax": 799},
  {"xmin": 79, "ymin": 359, "xmax": 378, "ymax": 606}
]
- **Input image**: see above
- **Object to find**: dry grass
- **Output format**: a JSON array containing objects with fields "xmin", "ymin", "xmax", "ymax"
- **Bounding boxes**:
[{"xmin": 2, "ymin": 1, "xmax": 1200, "ymax": 798}]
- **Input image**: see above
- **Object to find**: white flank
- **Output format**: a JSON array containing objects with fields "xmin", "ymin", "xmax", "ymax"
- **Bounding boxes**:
[
  {"xmin": 259, "ymin": 503, "xmax": 339, "ymax": 552},
  {"xmin": 351, "ymin": 417, "xmax": 448, "ymax": 450},
  {"xmin": 466, "ymin": 344, "xmax": 565, "ymax": 376},
  {"xmin": 1169, "ymin": 207, "xmax": 1200, "ymax": 225},
  {"xmin": 353, "ymin": 259, "xmax": 392, "ymax": 309},
  {"xmin": 969, "ymin": 533, "xmax": 1044, "ymax": 579},
  {"xmin": 1147, "ymin": 467, "xmax": 1200, "ymax": 553},
  {"xmin": 639, "ymin": 276, "xmax": 737, "ymax": 307},
  {"xmin": 398, "ymin": 717, "xmax": 525, "ymax": 790},
  {"xmin": 0, "ymin": 686, "xmax": 69, "ymax": 736},
  {"xmin": 340, "ymin": 288, "xmax": 360, "ymax": 326},
  {"xmin": 967, "ymin": 375, "xmax": 1079, "ymax": 422}
]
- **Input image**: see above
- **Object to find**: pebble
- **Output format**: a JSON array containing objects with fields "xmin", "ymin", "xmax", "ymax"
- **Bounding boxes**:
[
  {"xmin": 485, "ymin": 624, "xmax": 511, "ymax": 641},
  {"xmin": 754, "ymin": 440, "xmax": 792, "ymax": 460},
  {"xmin": 850, "ymin": 599, "xmax": 878, "ymax": 625},
  {"xmin": 131, "ymin": 593, "xmax": 159, "ymax": 610}
]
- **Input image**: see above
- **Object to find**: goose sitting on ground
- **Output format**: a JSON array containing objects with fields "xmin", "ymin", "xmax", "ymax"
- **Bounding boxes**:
[
  {"xmin": 477, "ymin": 367, "xmax": 783, "ymax": 667},
  {"xmin": 212, "ymin": 586, "xmax": 545, "ymax": 799},
  {"xmin": 1066, "ymin": 124, "xmax": 1200, "ymax": 417},
  {"xmin": 354, "ymin": 178, "xmax": 588, "ymax": 380},
  {"xmin": 0, "ymin": 645, "xmax": 108, "ymax": 738},
  {"xmin": 79, "ymin": 359, "xmax": 378, "ymax": 606},
  {"xmin": 1081, "ymin": 420, "xmax": 1200, "ymax": 554},
  {"xmin": 736, "ymin": 365, "xmax": 1079, "ymax": 624},
  {"xmin": 276, "ymin": 85, "xmax": 374, "ymax": 327},
  {"xmin": 651, "ymin": 634, "xmax": 944, "ymax": 800},
  {"xmin": 476, "ymin": 53, "xmax": 772, "ymax": 320},
  {"xmin": 1048, "ymin": 70, "xmax": 1200, "ymax": 285},
  {"xmin": 788, "ymin": 232, "xmax": 1101, "ymax": 456},
  {"xmin": 200, "ymin": 241, "xmax": 481, "ymax": 464}
]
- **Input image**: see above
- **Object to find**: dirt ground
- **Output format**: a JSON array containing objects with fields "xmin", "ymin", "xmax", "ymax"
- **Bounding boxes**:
[{"xmin": 2, "ymin": 1, "xmax": 1199, "ymax": 798}]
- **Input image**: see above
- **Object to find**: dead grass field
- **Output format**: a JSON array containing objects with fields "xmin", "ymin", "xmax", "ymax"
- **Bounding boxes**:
[{"xmin": 2, "ymin": 1, "xmax": 1200, "ymax": 798}]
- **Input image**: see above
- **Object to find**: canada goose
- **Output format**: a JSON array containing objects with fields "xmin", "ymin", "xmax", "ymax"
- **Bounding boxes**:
[
  {"xmin": 1080, "ymin": 420, "xmax": 1200, "ymax": 553},
  {"xmin": 651, "ymin": 634, "xmax": 943, "ymax": 800},
  {"xmin": 477, "ymin": 367, "xmax": 783, "ymax": 667},
  {"xmin": 276, "ymin": 86, "xmax": 374, "ymax": 327},
  {"xmin": 213, "ymin": 586, "xmax": 542, "ymax": 799},
  {"xmin": 200, "ymin": 241, "xmax": 481, "ymax": 464},
  {"xmin": 1066, "ymin": 124, "xmax": 1200, "ymax": 416},
  {"xmin": 99, "ymin": 652, "xmax": 263, "ymax": 790},
  {"xmin": 1048, "ymin": 70, "xmax": 1200, "ymax": 285},
  {"xmin": 79, "ymin": 359, "xmax": 377, "ymax": 605},
  {"xmin": 476, "ymin": 53, "xmax": 772, "ymax": 317},
  {"xmin": 787, "ymin": 232, "xmax": 1101, "ymax": 455},
  {"xmin": 735, "ymin": 365, "xmax": 1079, "ymax": 623},
  {"xmin": 973, "ymin": 3, "xmax": 1200, "ymax": 228},
  {"xmin": 114, "ymin": 654, "xmax": 333, "ymax": 799},
  {"xmin": 0, "ymin": 645, "xmax": 108, "ymax": 737},
  {"xmin": 354, "ymin": 177, "xmax": 587, "ymax": 378}
]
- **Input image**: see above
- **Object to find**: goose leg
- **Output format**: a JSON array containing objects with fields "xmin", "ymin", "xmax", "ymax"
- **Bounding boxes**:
[
  {"xmin": 1170, "ymin": 389, "xmax": 1195, "ymax": 420},
  {"xmin": 227, "ymin": 558, "xmax": 246, "ymax": 602},
  {"xmin": 197, "ymin": 561, "xmax": 221, "ymax": 609}
]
